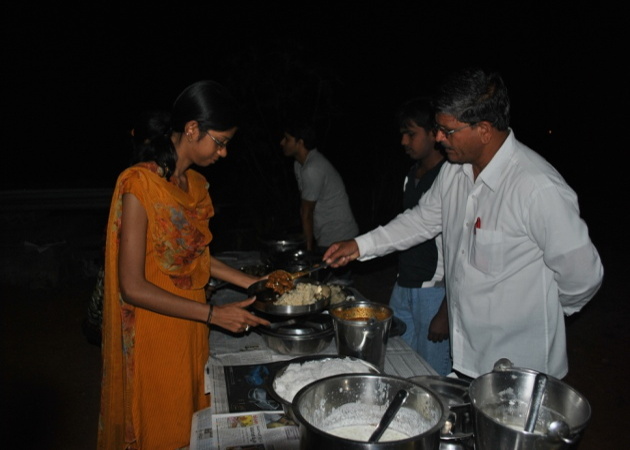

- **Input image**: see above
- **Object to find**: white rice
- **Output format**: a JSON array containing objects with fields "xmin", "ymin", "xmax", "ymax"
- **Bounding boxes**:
[{"xmin": 274, "ymin": 283, "xmax": 331, "ymax": 306}]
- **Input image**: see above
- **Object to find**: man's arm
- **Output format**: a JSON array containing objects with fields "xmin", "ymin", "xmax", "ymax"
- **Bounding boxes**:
[
  {"xmin": 300, "ymin": 199, "xmax": 316, "ymax": 251},
  {"xmin": 531, "ymin": 185, "xmax": 604, "ymax": 314}
]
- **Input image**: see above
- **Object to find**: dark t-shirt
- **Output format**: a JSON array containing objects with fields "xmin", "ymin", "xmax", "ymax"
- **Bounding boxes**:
[{"xmin": 397, "ymin": 159, "xmax": 446, "ymax": 287}]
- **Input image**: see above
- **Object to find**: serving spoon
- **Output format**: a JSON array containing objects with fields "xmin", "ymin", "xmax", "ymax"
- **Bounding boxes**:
[
  {"xmin": 524, "ymin": 373, "xmax": 548, "ymax": 433},
  {"xmin": 265, "ymin": 262, "xmax": 330, "ymax": 294},
  {"xmin": 368, "ymin": 389, "xmax": 409, "ymax": 443}
]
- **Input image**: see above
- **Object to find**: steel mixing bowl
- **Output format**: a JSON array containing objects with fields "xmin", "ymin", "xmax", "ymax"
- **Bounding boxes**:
[
  {"xmin": 254, "ymin": 314, "xmax": 335, "ymax": 356},
  {"xmin": 292, "ymin": 373, "xmax": 449, "ymax": 449}
]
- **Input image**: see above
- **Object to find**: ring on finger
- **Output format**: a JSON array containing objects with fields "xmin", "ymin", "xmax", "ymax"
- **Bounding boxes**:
[{"xmin": 244, "ymin": 325, "xmax": 250, "ymax": 332}]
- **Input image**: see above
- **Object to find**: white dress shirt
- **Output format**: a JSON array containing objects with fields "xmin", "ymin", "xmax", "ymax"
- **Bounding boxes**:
[{"xmin": 356, "ymin": 130, "xmax": 603, "ymax": 378}]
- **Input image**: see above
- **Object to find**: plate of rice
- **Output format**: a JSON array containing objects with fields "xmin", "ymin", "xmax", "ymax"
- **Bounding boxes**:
[{"xmin": 248, "ymin": 279, "xmax": 331, "ymax": 316}]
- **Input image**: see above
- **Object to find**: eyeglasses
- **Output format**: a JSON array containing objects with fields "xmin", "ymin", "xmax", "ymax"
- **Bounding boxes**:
[
  {"xmin": 434, "ymin": 123, "xmax": 476, "ymax": 138},
  {"xmin": 206, "ymin": 131, "xmax": 228, "ymax": 149}
]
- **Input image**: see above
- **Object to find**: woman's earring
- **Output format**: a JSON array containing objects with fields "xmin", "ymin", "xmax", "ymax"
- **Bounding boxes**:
[{"xmin": 186, "ymin": 132, "xmax": 193, "ymax": 142}]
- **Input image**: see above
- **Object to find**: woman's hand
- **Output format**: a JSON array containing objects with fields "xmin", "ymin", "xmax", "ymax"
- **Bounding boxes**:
[
  {"xmin": 210, "ymin": 297, "xmax": 270, "ymax": 333},
  {"xmin": 210, "ymin": 256, "xmax": 259, "ymax": 289}
]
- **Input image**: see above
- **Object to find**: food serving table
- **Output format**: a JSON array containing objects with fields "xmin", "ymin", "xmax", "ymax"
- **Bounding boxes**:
[
  {"xmin": 203, "ymin": 284, "xmax": 437, "ymax": 413},
  {"xmin": 209, "ymin": 284, "xmax": 436, "ymax": 372},
  {"xmin": 191, "ymin": 251, "xmax": 438, "ymax": 449}
]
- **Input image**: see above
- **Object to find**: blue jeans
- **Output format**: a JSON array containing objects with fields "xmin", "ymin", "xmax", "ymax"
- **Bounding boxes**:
[{"xmin": 389, "ymin": 283, "xmax": 452, "ymax": 376}]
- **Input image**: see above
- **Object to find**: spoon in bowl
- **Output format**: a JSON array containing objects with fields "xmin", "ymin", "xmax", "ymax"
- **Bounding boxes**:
[
  {"xmin": 265, "ymin": 262, "xmax": 330, "ymax": 294},
  {"xmin": 368, "ymin": 389, "xmax": 409, "ymax": 443}
]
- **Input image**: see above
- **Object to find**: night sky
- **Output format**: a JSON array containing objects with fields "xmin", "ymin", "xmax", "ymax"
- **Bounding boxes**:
[{"xmin": 3, "ymin": 2, "xmax": 623, "ymax": 212}]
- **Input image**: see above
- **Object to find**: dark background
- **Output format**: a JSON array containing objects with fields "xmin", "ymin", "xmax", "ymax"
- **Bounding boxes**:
[
  {"xmin": 3, "ymin": 3, "xmax": 624, "ymax": 233},
  {"xmin": 1, "ymin": 4, "xmax": 627, "ymax": 448}
]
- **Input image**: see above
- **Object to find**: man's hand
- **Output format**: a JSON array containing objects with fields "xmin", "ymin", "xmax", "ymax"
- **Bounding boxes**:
[
  {"xmin": 427, "ymin": 297, "xmax": 449, "ymax": 342},
  {"xmin": 323, "ymin": 240, "xmax": 360, "ymax": 267}
]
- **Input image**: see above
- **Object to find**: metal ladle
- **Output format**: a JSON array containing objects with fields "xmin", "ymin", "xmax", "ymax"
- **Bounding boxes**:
[
  {"xmin": 265, "ymin": 262, "xmax": 331, "ymax": 294},
  {"xmin": 272, "ymin": 262, "xmax": 330, "ymax": 281},
  {"xmin": 368, "ymin": 389, "xmax": 409, "ymax": 443},
  {"xmin": 524, "ymin": 373, "xmax": 548, "ymax": 433}
]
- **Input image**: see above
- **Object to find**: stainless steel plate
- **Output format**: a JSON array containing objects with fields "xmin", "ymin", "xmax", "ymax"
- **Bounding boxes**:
[{"xmin": 247, "ymin": 279, "xmax": 330, "ymax": 317}]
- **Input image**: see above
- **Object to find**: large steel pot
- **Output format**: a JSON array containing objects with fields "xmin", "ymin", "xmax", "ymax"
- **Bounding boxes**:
[
  {"xmin": 292, "ymin": 373, "xmax": 449, "ymax": 449},
  {"xmin": 469, "ymin": 359, "xmax": 591, "ymax": 450}
]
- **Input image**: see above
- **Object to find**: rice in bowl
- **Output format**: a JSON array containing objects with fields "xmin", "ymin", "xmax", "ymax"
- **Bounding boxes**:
[{"xmin": 274, "ymin": 283, "xmax": 331, "ymax": 306}]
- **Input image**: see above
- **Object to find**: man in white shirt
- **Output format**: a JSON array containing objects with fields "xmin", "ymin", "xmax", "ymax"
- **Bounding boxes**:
[{"xmin": 323, "ymin": 68, "xmax": 603, "ymax": 379}]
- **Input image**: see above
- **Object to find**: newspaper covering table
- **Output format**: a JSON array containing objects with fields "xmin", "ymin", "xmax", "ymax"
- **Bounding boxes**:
[{"xmin": 190, "ymin": 265, "xmax": 438, "ymax": 449}]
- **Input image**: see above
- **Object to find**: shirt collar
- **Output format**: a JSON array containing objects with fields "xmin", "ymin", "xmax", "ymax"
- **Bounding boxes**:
[
  {"xmin": 467, "ymin": 129, "xmax": 515, "ymax": 191},
  {"xmin": 302, "ymin": 148, "xmax": 318, "ymax": 164}
]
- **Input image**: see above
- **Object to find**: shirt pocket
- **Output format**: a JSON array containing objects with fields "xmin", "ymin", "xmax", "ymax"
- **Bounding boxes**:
[{"xmin": 471, "ymin": 228, "xmax": 503, "ymax": 275}]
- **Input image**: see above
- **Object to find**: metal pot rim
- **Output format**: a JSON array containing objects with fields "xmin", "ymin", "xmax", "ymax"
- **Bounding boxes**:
[
  {"xmin": 292, "ymin": 373, "xmax": 450, "ymax": 443},
  {"xmin": 469, "ymin": 363, "xmax": 592, "ymax": 440}
]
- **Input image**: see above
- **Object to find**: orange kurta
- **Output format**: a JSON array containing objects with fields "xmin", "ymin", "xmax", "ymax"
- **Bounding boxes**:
[{"xmin": 98, "ymin": 163, "xmax": 213, "ymax": 449}]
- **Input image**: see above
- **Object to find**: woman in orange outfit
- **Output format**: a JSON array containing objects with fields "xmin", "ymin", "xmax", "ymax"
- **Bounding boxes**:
[{"xmin": 98, "ymin": 80, "xmax": 269, "ymax": 449}]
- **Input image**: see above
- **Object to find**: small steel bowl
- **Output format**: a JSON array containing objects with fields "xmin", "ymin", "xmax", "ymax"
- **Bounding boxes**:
[{"xmin": 255, "ymin": 314, "xmax": 335, "ymax": 356}]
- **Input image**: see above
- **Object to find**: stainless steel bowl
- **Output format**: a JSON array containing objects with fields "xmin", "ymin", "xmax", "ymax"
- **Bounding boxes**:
[
  {"xmin": 292, "ymin": 373, "xmax": 449, "ymax": 449},
  {"xmin": 254, "ymin": 314, "xmax": 334, "ymax": 356}
]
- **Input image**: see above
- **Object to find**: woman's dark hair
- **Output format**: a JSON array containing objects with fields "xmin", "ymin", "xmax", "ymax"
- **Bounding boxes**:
[
  {"xmin": 432, "ymin": 67, "xmax": 510, "ymax": 131},
  {"xmin": 396, "ymin": 97, "xmax": 435, "ymax": 131},
  {"xmin": 130, "ymin": 80, "xmax": 239, "ymax": 177}
]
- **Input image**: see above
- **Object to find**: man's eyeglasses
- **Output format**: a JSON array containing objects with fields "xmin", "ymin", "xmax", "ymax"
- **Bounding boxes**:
[
  {"xmin": 206, "ymin": 131, "xmax": 228, "ymax": 149},
  {"xmin": 434, "ymin": 123, "xmax": 476, "ymax": 138}
]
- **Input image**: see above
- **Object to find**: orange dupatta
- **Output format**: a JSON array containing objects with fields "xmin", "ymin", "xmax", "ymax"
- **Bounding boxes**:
[{"xmin": 98, "ymin": 163, "xmax": 213, "ymax": 449}]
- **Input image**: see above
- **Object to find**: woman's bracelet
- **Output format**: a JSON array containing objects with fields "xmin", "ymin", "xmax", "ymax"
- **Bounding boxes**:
[{"xmin": 206, "ymin": 304, "xmax": 214, "ymax": 326}]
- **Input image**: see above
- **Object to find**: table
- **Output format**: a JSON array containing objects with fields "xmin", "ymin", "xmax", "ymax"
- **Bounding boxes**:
[
  {"xmin": 193, "ymin": 283, "xmax": 438, "ymax": 449},
  {"xmin": 207, "ymin": 285, "xmax": 437, "ymax": 411}
]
